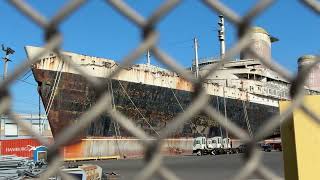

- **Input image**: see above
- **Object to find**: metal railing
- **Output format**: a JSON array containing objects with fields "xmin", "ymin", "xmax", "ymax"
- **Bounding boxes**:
[{"xmin": 2, "ymin": 0, "xmax": 320, "ymax": 179}]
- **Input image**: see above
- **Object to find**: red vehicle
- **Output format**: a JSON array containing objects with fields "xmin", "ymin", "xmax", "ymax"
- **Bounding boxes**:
[{"xmin": 268, "ymin": 143, "xmax": 282, "ymax": 151}]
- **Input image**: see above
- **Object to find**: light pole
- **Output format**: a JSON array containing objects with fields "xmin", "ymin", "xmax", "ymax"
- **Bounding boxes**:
[
  {"xmin": 1, "ymin": 45, "xmax": 14, "ymax": 139},
  {"xmin": 1, "ymin": 44, "xmax": 15, "ymax": 80}
]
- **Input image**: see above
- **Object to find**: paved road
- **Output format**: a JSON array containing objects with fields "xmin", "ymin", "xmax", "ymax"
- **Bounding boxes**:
[{"xmin": 86, "ymin": 152, "xmax": 284, "ymax": 180}]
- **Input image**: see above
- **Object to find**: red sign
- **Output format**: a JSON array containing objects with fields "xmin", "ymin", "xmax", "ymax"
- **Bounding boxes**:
[{"xmin": 0, "ymin": 139, "xmax": 41, "ymax": 158}]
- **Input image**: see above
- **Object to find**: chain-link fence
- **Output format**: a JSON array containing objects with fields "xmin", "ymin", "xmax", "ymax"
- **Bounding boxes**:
[{"xmin": 2, "ymin": 0, "xmax": 320, "ymax": 179}]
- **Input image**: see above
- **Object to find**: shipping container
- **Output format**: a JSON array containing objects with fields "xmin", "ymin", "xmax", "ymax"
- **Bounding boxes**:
[
  {"xmin": 63, "ymin": 141, "xmax": 84, "ymax": 159},
  {"xmin": 33, "ymin": 146, "xmax": 48, "ymax": 161},
  {"xmin": 0, "ymin": 138, "xmax": 41, "ymax": 158}
]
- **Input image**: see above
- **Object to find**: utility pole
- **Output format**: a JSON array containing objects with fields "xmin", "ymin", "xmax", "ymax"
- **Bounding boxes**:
[
  {"xmin": 146, "ymin": 50, "xmax": 151, "ymax": 66},
  {"xmin": 1, "ymin": 45, "xmax": 15, "ymax": 80},
  {"xmin": 218, "ymin": 15, "xmax": 226, "ymax": 59},
  {"xmin": 39, "ymin": 95, "xmax": 41, "ymax": 134},
  {"xmin": 1, "ymin": 45, "xmax": 14, "ymax": 139},
  {"xmin": 193, "ymin": 38, "xmax": 199, "ymax": 78}
]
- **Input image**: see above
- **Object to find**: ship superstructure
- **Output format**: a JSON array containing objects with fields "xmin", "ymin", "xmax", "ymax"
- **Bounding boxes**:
[{"xmin": 197, "ymin": 58, "xmax": 291, "ymax": 105}]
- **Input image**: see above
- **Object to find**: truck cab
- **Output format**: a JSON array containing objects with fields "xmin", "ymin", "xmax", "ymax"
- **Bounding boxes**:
[
  {"xmin": 222, "ymin": 138, "xmax": 231, "ymax": 149},
  {"xmin": 193, "ymin": 137, "xmax": 206, "ymax": 154},
  {"xmin": 208, "ymin": 136, "xmax": 222, "ymax": 148},
  {"xmin": 192, "ymin": 137, "xmax": 215, "ymax": 156}
]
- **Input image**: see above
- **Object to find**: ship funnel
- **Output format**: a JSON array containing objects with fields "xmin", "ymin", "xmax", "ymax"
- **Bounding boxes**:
[
  {"xmin": 298, "ymin": 55, "xmax": 320, "ymax": 91},
  {"xmin": 240, "ymin": 27, "xmax": 278, "ymax": 60}
]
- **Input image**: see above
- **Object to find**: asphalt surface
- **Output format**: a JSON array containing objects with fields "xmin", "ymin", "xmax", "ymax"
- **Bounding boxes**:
[{"xmin": 85, "ymin": 152, "xmax": 284, "ymax": 180}]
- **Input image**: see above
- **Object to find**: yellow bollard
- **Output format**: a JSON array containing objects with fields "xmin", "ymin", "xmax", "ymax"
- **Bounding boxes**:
[{"xmin": 280, "ymin": 95, "xmax": 320, "ymax": 180}]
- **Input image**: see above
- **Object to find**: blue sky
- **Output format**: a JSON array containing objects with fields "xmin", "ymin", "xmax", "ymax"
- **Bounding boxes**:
[{"xmin": 0, "ymin": 0, "xmax": 319, "ymax": 114}]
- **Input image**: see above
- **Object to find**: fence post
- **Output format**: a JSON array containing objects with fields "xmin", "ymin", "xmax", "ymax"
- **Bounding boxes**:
[{"xmin": 280, "ymin": 95, "xmax": 320, "ymax": 180}]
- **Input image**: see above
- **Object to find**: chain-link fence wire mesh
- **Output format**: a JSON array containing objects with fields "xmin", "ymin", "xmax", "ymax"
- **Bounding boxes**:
[{"xmin": 2, "ymin": 0, "xmax": 320, "ymax": 179}]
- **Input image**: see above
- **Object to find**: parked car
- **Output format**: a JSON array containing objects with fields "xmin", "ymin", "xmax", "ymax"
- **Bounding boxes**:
[
  {"xmin": 269, "ymin": 143, "xmax": 282, "ymax": 151},
  {"xmin": 236, "ymin": 144, "xmax": 249, "ymax": 153},
  {"xmin": 237, "ymin": 143, "xmax": 272, "ymax": 153},
  {"xmin": 260, "ymin": 144, "xmax": 272, "ymax": 152}
]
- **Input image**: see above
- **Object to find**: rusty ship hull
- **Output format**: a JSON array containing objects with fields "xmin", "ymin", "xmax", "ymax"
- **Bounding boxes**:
[{"xmin": 32, "ymin": 68, "xmax": 279, "ymax": 138}]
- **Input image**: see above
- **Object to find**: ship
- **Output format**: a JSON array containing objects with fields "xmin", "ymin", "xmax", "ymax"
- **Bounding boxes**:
[{"xmin": 25, "ymin": 23, "xmax": 299, "ymax": 140}]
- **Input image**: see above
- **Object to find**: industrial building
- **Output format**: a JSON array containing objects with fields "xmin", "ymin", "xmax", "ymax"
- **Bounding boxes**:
[{"xmin": 0, "ymin": 114, "xmax": 52, "ymax": 139}]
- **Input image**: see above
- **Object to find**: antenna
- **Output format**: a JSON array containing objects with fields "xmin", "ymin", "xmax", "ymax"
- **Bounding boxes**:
[
  {"xmin": 218, "ymin": 15, "xmax": 226, "ymax": 59},
  {"xmin": 1, "ymin": 44, "xmax": 15, "ymax": 80},
  {"xmin": 146, "ymin": 50, "xmax": 151, "ymax": 66},
  {"xmin": 193, "ymin": 38, "xmax": 199, "ymax": 78}
]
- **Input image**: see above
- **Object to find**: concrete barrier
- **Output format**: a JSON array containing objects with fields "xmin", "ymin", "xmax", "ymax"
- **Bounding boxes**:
[{"xmin": 63, "ymin": 138, "xmax": 194, "ymax": 160}]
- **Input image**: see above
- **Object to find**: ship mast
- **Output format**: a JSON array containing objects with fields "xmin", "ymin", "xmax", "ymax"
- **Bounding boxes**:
[
  {"xmin": 193, "ymin": 38, "xmax": 199, "ymax": 78},
  {"xmin": 218, "ymin": 15, "xmax": 226, "ymax": 59},
  {"xmin": 146, "ymin": 49, "xmax": 151, "ymax": 66},
  {"xmin": 218, "ymin": 15, "xmax": 229, "ymax": 139}
]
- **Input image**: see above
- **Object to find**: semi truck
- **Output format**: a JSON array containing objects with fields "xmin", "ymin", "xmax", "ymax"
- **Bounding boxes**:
[{"xmin": 192, "ymin": 136, "xmax": 239, "ymax": 156}]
